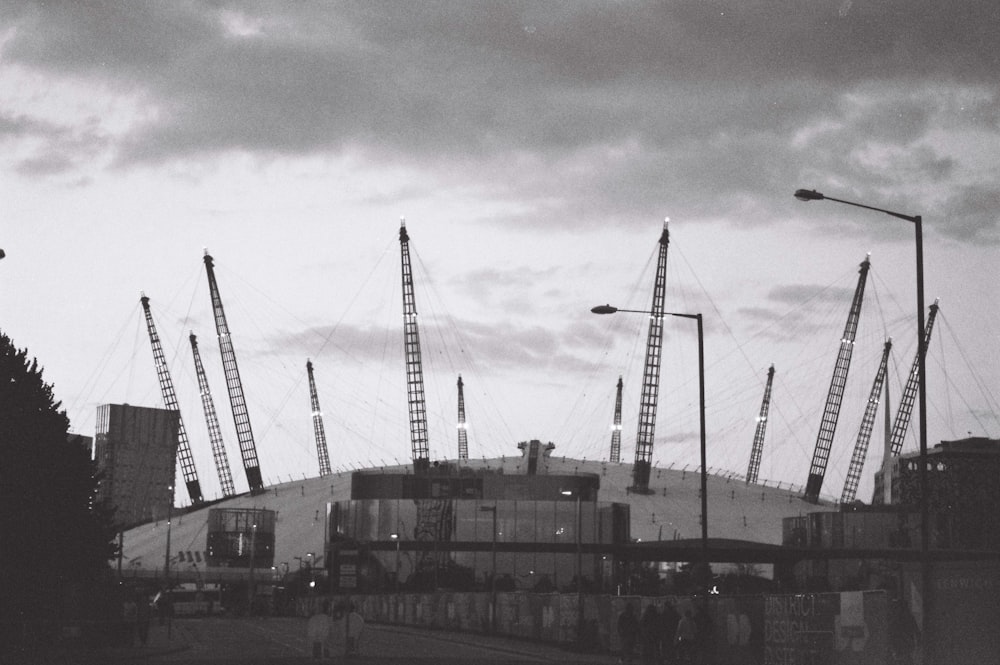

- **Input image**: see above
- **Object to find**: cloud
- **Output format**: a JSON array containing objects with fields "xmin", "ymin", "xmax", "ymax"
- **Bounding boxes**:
[
  {"xmin": 767, "ymin": 283, "xmax": 855, "ymax": 305},
  {"xmin": 2, "ymin": 1, "xmax": 998, "ymax": 240},
  {"xmin": 938, "ymin": 183, "xmax": 1000, "ymax": 244}
]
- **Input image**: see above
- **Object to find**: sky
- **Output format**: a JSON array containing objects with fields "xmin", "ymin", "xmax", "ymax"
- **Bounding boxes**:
[{"xmin": 2, "ymin": 1, "xmax": 998, "ymax": 506}]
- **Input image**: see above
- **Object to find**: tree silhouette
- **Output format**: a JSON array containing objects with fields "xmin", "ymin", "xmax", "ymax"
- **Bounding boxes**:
[{"xmin": 0, "ymin": 332, "xmax": 117, "ymax": 648}]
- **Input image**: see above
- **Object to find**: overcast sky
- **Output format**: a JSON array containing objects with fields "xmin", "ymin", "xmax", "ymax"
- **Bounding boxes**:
[{"xmin": 2, "ymin": 1, "xmax": 998, "ymax": 505}]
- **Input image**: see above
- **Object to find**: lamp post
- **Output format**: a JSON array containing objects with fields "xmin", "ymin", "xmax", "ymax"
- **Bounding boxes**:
[
  {"xmin": 164, "ymin": 484, "xmax": 174, "ymax": 639},
  {"xmin": 389, "ymin": 533, "xmax": 400, "ymax": 594},
  {"xmin": 592, "ymin": 305, "xmax": 709, "ymax": 573},
  {"xmin": 480, "ymin": 505, "xmax": 498, "ymax": 633},
  {"xmin": 794, "ymin": 188, "xmax": 931, "ymax": 649},
  {"xmin": 247, "ymin": 520, "xmax": 257, "ymax": 614},
  {"xmin": 561, "ymin": 488, "xmax": 587, "ymax": 645}
]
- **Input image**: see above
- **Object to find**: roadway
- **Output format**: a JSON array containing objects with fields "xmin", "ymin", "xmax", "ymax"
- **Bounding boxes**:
[{"xmin": 50, "ymin": 616, "xmax": 621, "ymax": 664}]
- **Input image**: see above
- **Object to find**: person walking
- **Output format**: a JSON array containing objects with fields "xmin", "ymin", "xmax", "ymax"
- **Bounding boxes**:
[
  {"xmin": 673, "ymin": 609, "xmax": 697, "ymax": 664},
  {"xmin": 617, "ymin": 603, "xmax": 639, "ymax": 664},
  {"xmin": 345, "ymin": 603, "xmax": 365, "ymax": 656},
  {"xmin": 658, "ymin": 601, "xmax": 680, "ymax": 664},
  {"xmin": 639, "ymin": 604, "xmax": 662, "ymax": 664},
  {"xmin": 306, "ymin": 601, "xmax": 332, "ymax": 659}
]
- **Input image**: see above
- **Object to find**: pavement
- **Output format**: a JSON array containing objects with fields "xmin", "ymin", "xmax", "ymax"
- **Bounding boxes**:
[{"xmin": 4, "ymin": 618, "xmax": 623, "ymax": 665}]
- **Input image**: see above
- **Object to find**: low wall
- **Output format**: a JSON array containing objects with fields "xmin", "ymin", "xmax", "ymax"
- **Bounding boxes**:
[{"xmin": 300, "ymin": 590, "xmax": 891, "ymax": 664}]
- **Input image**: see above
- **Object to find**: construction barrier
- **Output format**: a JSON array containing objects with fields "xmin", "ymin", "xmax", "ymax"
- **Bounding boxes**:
[{"xmin": 299, "ymin": 590, "xmax": 891, "ymax": 664}]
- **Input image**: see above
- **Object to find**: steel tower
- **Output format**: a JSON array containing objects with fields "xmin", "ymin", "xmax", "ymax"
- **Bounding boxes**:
[
  {"xmin": 306, "ymin": 359, "xmax": 333, "ymax": 477},
  {"xmin": 189, "ymin": 332, "xmax": 236, "ymax": 497},
  {"xmin": 203, "ymin": 250, "xmax": 264, "ymax": 493},
  {"xmin": 886, "ymin": 300, "xmax": 940, "ymax": 460},
  {"xmin": 840, "ymin": 339, "xmax": 892, "ymax": 504},
  {"xmin": 609, "ymin": 376, "xmax": 624, "ymax": 463},
  {"xmin": 803, "ymin": 255, "xmax": 871, "ymax": 503},
  {"xmin": 746, "ymin": 364, "xmax": 775, "ymax": 485},
  {"xmin": 139, "ymin": 293, "xmax": 203, "ymax": 505},
  {"xmin": 457, "ymin": 375, "xmax": 469, "ymax": 461},
  {"xmin": 399, "ymin": 220, "xmax": 431, "ymax": 473},
  {"xmin": 632, "ymin": 221, "xmax": 670, "ymax": 493}
]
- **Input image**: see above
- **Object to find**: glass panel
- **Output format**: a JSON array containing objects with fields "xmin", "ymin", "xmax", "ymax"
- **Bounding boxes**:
[
  {"xmin": 531, "ymin": 552, "xmax": 557, "ymax": 593},
  {"xmin": 496, "ymin": 551, "xmax": 515, "ymax": 590},
  {"xmin": 554, "ymin": 552, "xmax": 575, "ymax": 591},
  {"xmin": 454, "ymin": 501, "xmax": 476, "ymax": 541},
  {"xmin": 398, "ymin": 500, "xmax": 417, "ymax": 542},
  {"xmin": 515, "ymin": 501, "xmax": 535, "ymax": 542},
  {"xmin": 356, "ymin": 500, "xmax": 378, "ymax": 541},
  {"xmin": 496, "ymin": 500, "xmax": 515, "ymax": 543},
  {"xmin": 579, "ymin": 502, "xmax": 595, "ymax": 544},
  {"xmin": 536, "ymin": 501, "xmax": 555, "ymax": 544},
  {"xmin": 377, "ymin": 499, "xmax": 398, "ymax": 541},
  {"xmin": 555, "ymin": 501, "xmax": 576, "ymax": 545},
  {"xmin": 475, "ymin": 501, "xmax": 497, "ymax": 542}
]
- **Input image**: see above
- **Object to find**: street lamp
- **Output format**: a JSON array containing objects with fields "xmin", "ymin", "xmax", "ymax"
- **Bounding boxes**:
[
  {"xmin": 592, "ymin": 305, "xmax": 709, "ymax": 572},
  {"xmin": 794, "ymin": 187, "xmax": 931, "ymax": 650},
  {"xmin": 561, "ymin": 488, "xmax": 587, "ymax": 646},
  {"xmin": 247, "ymin": 520, "xmax": 258, "ymax": 614},
  {"xmin": 480, "ymin": 505, "xmax": 498, "ymax": 633},
  {"xmin": 389, "ymin": 533, "xmax": 400, "ymax": 594},
  {"xmin": 164, "ymin": 484, "xmax": 174, "ymax": 638}
]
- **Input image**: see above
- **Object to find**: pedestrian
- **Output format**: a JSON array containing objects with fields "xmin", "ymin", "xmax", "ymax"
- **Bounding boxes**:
[
  {"xmin": 136, "ymin": 594, "xmax": 151, "ymax": 646},
  {"xmin": 639, "ymin": 604, "xmax": 662, "ymax": 664},
  {"xmin": 328, "ymin": 601, "xmax": 347, "ymax": 656},
  {"xmin": 617, "ymin": 603, "xmax": 639, "ymax": 664},
  {"xmin": 345, "ymin": 602, "xmax": 365, "ymax": 655},
  {"xmin": 658, "ymin": 601, "xmax": 680, "ymax": 663},
  {"xmin": 673, "ymin": 609, "xmax": 697, "ymax": 663},
  {"xmin": 307, "ymin": 601, "xmax": 332, "ymax": 659},
  {"xmin": 122, "ymin": 596, "xmax": 138, "ymax": 646}
]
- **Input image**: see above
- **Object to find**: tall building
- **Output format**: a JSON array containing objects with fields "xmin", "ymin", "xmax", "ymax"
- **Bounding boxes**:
[
  {"xmin": 94, "ymin": 404, "xmax": 179, "ymax": 529},
  {"xmin": 872, "ymin": 436, "xmax": 1000, "ymax": 550}
]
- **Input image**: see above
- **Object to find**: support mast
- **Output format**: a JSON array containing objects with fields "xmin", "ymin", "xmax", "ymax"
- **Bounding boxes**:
[
  {"xmin": 803, "ymin": 255, "xmax": 871, "ymax": 503},
  {"xmin": 841, "ymin": 339, "xmax": 892, "ymax": 504},
  {"xmin": 399, "ymin": 220, "xmax": 430, "ymax": 473},
  {"xmin": 140, "ymin": 293, "xmax": 203, "ymax": 505},
  {"xmin": 632, "ymin": 220, "xmax": 670, "ymax": 493},
  {"xmin": 609, "ymin": 376, "xmax": 624, "ymax": 463},
  {"xmin": 203, "ymin": 250, "xmax": 264, "ymax": 493},
  {"xmin": 457, "ymin": 375, "xmax": 469, "ymax": 461},
  {"xmin": 190, "ymin": 332, "xmax": 236, "ymax": 497},
  {"xmin": 875, "ymin": 300, "xmax": 940, "ymax": 504},
  {"xmin": 307, "ymin": 360, "xmax": 333, "ymax": 477},
  {"xmin": 746, "ymin": 364, "xmax": 775, "ymax": 485}
]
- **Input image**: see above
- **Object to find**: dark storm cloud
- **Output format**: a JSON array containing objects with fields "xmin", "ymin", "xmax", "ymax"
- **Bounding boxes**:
[
  {"xmin": 938, "ymin": 184, "xmax": 1000, "ymax": 244},
  {"xmin": 3, "ymin": 1, "xmax": 998, "ymax": 234}
]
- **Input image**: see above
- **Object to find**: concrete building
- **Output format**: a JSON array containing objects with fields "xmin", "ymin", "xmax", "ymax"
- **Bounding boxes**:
[
  {"xmin": 94, "ymin": 403, "xmax": 179, "ymax": 529},
  {"xmin": 873, "ymin": 436, "xmax": 1000, "ymax": 550},
  {"xmin": 330, "ymin": 443, "xmax": 630, "ymax": 594}
]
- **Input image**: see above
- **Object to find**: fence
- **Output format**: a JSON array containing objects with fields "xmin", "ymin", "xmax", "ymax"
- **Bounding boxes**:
[{"xmin": 299, "ymin": 589, "xmax": 891, "ymax": 664}]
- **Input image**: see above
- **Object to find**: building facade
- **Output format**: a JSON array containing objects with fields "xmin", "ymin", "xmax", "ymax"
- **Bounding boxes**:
[
  {"xmin": 872, "ymin": 436, "xmax": 1000, "ymax": 550},
  {"xmin": 94, "ymin": 403, "xmax": 179, "ymax": 529},
  {"xmin": 206, "ymin": 507, "xmax": 276, "ymax": 569},
  {"xmin": 328, "ymin": 444, "xmax": 631, "ymax": 594}
]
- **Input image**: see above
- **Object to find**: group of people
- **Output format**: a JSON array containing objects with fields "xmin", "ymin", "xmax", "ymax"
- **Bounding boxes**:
[
  {"xmin": 306, "ymin": 600, "xmax": 365, "ymax": 660},
  {"xmin": 617, "ymin": 602, "xmax": 703, "ymax": 664}
]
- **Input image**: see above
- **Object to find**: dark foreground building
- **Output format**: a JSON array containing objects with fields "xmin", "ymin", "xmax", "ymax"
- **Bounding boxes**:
[
  {"xmin": 328, "ymin": 440, "xmax": 631, "ymax": 594},
  {"xmin": 94, "ymin": 403, "xmax": 179, "ymax": 529}
]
